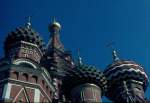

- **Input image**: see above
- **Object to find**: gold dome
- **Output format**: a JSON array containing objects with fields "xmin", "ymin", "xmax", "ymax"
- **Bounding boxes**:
[{"xmin": 49, "ymin": 18, "xmax": 61, "ymax": 32}]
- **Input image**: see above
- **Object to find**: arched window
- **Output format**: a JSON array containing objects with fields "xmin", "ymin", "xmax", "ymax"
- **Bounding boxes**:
[
  {"xmin": 22, "ymin": 73, "xmax": 28, "ymax": 81},
  {"xmin": 50, "ymin": 91, "xmax": 53, "ymax": 98},
  {"xmin": 31, "ymin": 75, "xmax": 38, "ymax": 83},
  {"xmin": 42, "ymin": 80, "xmax": 45, "ymax": 88},
  {"xmin": 13, "ymin": 71, "xmax": 19, "ymax": 80},
  {"xmin": 46, "ymin": 86, "xmax": 48, "ymax": 92}
]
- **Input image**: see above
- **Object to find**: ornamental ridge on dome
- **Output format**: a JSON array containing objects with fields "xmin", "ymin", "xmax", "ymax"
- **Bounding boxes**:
[{"xmin": 104, "ymin": 60, "xmax": 149, "ymax": 87}]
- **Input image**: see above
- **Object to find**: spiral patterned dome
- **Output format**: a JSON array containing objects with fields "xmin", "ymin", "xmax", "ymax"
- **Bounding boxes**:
[
  {"xmin": 104, "ymin": 60, "xmax": 149, "ymax": 91},
  {"xmin": 63, "ymin": 64, "xmax": 107, "ymax": 96},
  {"xmin": 4, "ymin": 26, "xmax": 45, "ymax": 54}
]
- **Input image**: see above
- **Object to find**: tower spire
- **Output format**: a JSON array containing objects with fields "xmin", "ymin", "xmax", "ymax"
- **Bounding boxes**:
[
  {"xmin": 26, "ymin": 16, "xmax": 32, "ymax": 29},
  {"xmin": 77, "ymin": 48, "xmax": 83, "ymax": 65},
  {"xmin": 112, "ymin": 50, "xmax": 120, "ymax": 61},
  {"xmin": 106, "ymin": 42, "xmax": 120, "ymax": 62},
  {"xmin": 52, "ymin": 17, "xmax": 56, "ymax": 23},
  {"xmin": 47, "ymin": 18, "xmax": 64, "ymax": 51}
]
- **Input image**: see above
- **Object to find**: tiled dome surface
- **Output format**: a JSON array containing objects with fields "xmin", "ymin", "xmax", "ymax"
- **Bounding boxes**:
[{"xmin": 4, "ymin": 27, "xmax": 45, "ymax": 53}]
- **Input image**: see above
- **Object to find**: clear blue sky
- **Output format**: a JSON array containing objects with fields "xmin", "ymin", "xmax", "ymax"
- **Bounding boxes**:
[{"xmin": 0, "ymin": 0, "xmax": 150, "ymax": 101}]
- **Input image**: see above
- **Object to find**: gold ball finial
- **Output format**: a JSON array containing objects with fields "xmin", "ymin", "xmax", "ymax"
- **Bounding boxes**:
[{"xmin": 48, "ymin": 18, "xmax": 61, "ymax": 33}]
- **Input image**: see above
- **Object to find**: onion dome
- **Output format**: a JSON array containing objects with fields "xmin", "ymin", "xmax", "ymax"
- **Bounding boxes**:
[
  {"xmin": 62, "ymin": 64, "xmax": 107, "ymax": 97},
  {"xmin": 4, "ymin": 27, "xmax": 45, "ymax": 51},
  {"xmin": 104, "ymin": 60, "xmax": 149, "ymax": 88},
  {"xmin": 4, "ymin": 20, "xmax": 45, "ymax": 63},
  {"xmin": 104, "ymin": 50, "xmax": 149, "ymax": 101},
  {"xmin": 48, "ymin": 18, "xmax": 61, "ymax": 33}
]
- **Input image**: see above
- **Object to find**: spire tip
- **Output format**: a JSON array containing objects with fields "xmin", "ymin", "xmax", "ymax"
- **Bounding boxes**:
[
  {"xmin": 112, "ymin": 50, "xmax": 120, "ymax": 61},
  {"xmin": 106, "ymin": 41, "xmax": 120, "ymax": 62},
  {"xmin": 49, "ymin": 17, "xmax": 61, "ymax": 33},
  {"xmin": 77, "ymin": 48, "xmax": 83, "ymax": 65},
  {"xmin": 26, "ymin": 16, "xmax": 32, "ymax": 29}
]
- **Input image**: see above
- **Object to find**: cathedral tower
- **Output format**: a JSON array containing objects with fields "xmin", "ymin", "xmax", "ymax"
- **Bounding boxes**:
[
  {"xmin": 0, "ymin": 19, "xmax": 55, "ymax": 103},
  {"xmin": 41, "ymin": 19, "xmax": 74, "ymax": 102}
]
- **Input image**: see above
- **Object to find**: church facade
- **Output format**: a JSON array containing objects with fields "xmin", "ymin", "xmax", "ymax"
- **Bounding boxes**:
[{"xmin": 0, "ymin": 19, "xmax": 149, "ymax": 103}]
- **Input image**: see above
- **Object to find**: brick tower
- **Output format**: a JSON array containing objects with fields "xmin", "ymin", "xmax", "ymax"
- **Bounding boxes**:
[
  {"xmin": 41, "ymin": 19, "xmax": 75, "ymax": 102},
  {"xmin": 0, "ymin": 19, "xmax": 55, "ymax": 103}
]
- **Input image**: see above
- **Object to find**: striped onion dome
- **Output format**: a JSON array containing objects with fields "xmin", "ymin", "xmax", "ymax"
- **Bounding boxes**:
[
  {"xmin": 4, "ymin": 26, "xmax": 45, "ymax": 54},
  {"xmin": 63, "ymin": 64, "xmax": 107, "ymax": 96},
  {"xmin": 104, "ymin": 60, "xmax": 149, "ymax": 100}
]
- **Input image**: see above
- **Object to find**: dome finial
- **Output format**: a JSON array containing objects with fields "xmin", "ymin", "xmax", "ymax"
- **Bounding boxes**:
[
  {"xmin": 106, "ymin": 41, "xmax": 120, "ymax": 61},
  {"xmin": 26, "ymin": 16, "xmax": 32, "ymax": 29},
  {"xmin": 77, "ymin": 48, "xmax": 83, "ymax": 65},
  {"xmin": 112, "ymin": 50, "xmax": 120, "ymax": 61},
  {"xmin": 48, "ymin": 17, "xmax": 61, "ymax": 33},
  {"xmin": 52, "ymin": 17, "xmax": 56, "ymax": 23}
]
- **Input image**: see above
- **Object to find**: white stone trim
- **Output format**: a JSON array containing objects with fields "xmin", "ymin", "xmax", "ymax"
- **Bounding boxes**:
[
  {"xmin": 107, "ymin": 67, "xmax": 148, "ymax": 80},
  {"xmin": 2, "ymin": 83, "xmax": 12, "ymax": 99},
  {"xmin": 21, "ymin": 41, "xmax": 38, "ymax": 48},
  {"xmin": 9, "ymin": 78, "xmax": 52, "ymax": 101},
  {"xmin": 20, "ymin": 41, "xmax": 43, "ymax": 56},
  {"xmin": 42, "ymin": 73, "xmax": 55, "ymax": 91},
  {"xmin": 23, "ymin": 88, "xmax": 30, "ymax": 103},
  {"xmin": 0, "ymin": 78, "xmax": 53, "ymax": 102},
  {"xmin": 13, "ymin": 60, "xmax": 37, "ymax": 69},
  {"xmin": 34, "ymin": 89, "xmax": 40, "ymax": 102},
  {"xmin": 107, "ymin": 64, "xmax": 143, "ymax": 73},
  {"xmin": 13, "ymin": 88, "xmax": 23, "ymax": 102}
]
